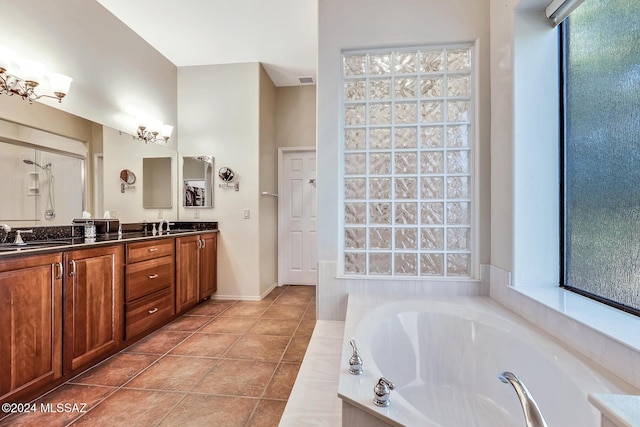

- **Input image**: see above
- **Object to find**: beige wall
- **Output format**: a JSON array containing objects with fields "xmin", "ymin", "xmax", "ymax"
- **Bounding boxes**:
[
  {"xmin": 275, "ymin": 85, "xmax": 317, "ymax": 148},
  {"xmin": 259, "ymin": 66, "xmax": 278, "ymax": 295}
]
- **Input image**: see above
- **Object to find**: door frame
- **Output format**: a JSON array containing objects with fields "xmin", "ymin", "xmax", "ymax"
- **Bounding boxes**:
[{"xmin": 278, "ymin": 146, "xmax": 317, "ymax": 286}]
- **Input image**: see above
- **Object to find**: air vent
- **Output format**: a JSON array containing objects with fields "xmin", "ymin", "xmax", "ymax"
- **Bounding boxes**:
[{"xmin": 298, "ymin": 76, "xmax": 314, "ymax": 85}]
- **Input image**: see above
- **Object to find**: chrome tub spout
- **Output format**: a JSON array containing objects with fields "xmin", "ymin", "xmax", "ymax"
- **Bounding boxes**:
[{"xmin": 498, "ymin": 372, "xmax": 548, "ymax": 427}]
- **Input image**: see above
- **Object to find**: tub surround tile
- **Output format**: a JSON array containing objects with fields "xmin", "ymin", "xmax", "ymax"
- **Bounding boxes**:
[{"xmin": 280, "ymin": 320, "xmax": 344, "ymax": 427}]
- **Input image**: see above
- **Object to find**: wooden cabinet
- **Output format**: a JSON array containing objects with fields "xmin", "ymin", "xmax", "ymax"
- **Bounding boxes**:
[
  {"xmin": 0, "ymin": 253, "xmax": 63, "ymax": 404},
  {"xmin": 63, "ymin": 245, "xmax": 124, "ymax": 373},
  {"xmin": 176, "ymin": 232, "xmax": 217, "ymax": 314},
  {"xmin": 125, "ymin": 239, "xmax": 175, "ymax": 340}
]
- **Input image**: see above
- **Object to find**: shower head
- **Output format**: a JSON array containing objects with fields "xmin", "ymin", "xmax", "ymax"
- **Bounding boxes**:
[{"xmin": 23, "ymin": 159, "xmax": 51, "ymax": 170}]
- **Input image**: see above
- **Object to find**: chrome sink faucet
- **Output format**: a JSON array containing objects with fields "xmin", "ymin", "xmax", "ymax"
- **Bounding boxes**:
[
  {"xmin": 1, "ymin": 224, "xmax": 10, "ymax": 244},
  {"xmin": 498, "ymin": 372, "xmax": 548, "ymax": 427},
  {"xmin": 13, "ymin": 229, "xmax": 33, "ymax": 245},
  {"xmin": 158, "ymin": 219, "xmax": 171, "ymax": 233}
]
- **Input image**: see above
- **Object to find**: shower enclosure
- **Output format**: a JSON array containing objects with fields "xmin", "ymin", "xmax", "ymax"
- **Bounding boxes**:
[{"xmin": 0, "ymin": 140, "xmax": 85, "ymax": 227}]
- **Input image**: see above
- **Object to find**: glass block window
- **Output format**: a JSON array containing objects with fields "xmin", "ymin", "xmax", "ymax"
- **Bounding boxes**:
[
  {"xmin": 563, "ymin": 0, "xmax": 640, "ymax": 313},
  {"xmin": 341, "ymin": 46, "xmax": 474, "ymax": 277}
]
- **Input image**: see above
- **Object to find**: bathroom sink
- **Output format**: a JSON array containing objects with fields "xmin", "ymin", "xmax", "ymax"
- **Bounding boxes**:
[{"xmin": 0, "ymin": 240, "xmax": 72, "ymax": 251}]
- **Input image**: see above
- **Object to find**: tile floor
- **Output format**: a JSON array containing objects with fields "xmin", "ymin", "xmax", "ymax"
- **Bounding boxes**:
[{"xmin": 0, "ymin": 285, "xmax": 316, "ymax": 427}]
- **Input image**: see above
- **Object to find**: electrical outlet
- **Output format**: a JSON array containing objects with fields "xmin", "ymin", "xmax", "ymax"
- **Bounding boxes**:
[
  {"xmin": 157, "ymin": 209, "xmax": 163, "ymax": 219},
  {"xmin": 194, "ymin": 209, "xmax": 200, "ymax": 219},
  {"xmin": 243, "ymin": 209, "xmax": 250, "ymax": 219}
]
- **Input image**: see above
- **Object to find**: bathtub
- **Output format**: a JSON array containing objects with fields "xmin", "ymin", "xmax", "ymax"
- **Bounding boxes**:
[{"xmin": 338, "ymin": 295, "xmax": 638, "ymax": 427}]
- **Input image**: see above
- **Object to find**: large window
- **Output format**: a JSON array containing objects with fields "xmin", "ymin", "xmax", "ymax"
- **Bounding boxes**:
[
  {"xmin": 341, "ymin": 46, "xmax": 475, "ymax": 277},
  {"xmin": 563, "ymin": 0, "xmax": 640, "ymax": 313}
]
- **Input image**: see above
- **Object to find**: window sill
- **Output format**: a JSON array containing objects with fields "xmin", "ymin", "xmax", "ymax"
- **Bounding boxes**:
[{"xmin": 512, "ymin": 286, "xmax": 640, "ymax": 352}]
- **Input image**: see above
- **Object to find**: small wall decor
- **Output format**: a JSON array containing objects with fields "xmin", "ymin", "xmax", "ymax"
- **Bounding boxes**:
[
  {"xmin": 218, "ymin": 166, "xmax": 239, "ymax": 191},
  {"xmin": 120, "ymin": 169, "xmax": 136, "ymax": 193}
]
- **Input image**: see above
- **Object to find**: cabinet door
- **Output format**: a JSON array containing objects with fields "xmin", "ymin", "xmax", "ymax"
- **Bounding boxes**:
[
  {"xmin": 64, "ymin": 245, "xmax": 124, "ymax": 373},
  {"xmin": 0, "ymin": 253, "xmax": 63, "ymax": 403},
  {"xmin": 199, "ymin": 233, "xmax": 217, "ymax": 300},
  {"xmin": 175, "ymin": 235, "xmax": 200, "ymax": 314}
]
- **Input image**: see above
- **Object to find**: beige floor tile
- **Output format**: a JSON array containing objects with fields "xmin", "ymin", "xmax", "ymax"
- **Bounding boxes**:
[
  {"xmin": 158, "ymin": 394, "xmax": 257, "ymax": 427},
  {"xmin": 226, "ymin": 335, "xmax": 291, "ymax": 362},
  {"xmin": 248, "ymin": 318, "xmax": 300, "ymax": 336},
  {"xmin": 294, "ymin": 319, "xmax": 316, "ymax": 338},
  {"xmin": 265, "ymin": 362, "xmax": 301, "ymax": 400},
  {"xmin": 124, "ymin": 355, "xmax": 218, "ymax": 392},
  {"xmin": 0, "ymin": 384, "xmax": 115, "ymax": 427},
  {"xmin": 191, "ymin": 359, "xmax": 277, "ymax": 397},
  {"xmin": 273, "ymin": 292, "xmax": 314, "ymax": 306},
  {"xmin": 123, "ymin": 330, "xmax": 191, "ymax": 355},
  {"xmin": 162, "ymin": 315, "xmax": 212, "ymax": 332},
  {"xmin": 246, "ymin": 399, "xmax": 288, "ymax": 427},
  {"xmin": 282, "ymin": 338, "xmax": 310, "ymax": 363},
  {"xmin": 168, "ymin": 333, "xmax": 239, "ymax": 358},
  {"xmin": 185, "ymin": 301, "xmax": 234, "ymax": 316},
  {"xmin": 221, "ymin": 304, "xmax": 269, "ymax": 318},
  {"xmin": 260, "ymin": 304, "xmax": 307, "ymax": 320},
  {"xmin": 199, "ymin": 316, "xmax": 256, "ymax": 334},
  {"xmin": 70, "ymin": 353, "xmax": 159, "ymax": 387},
  {"xmin": 71, "ymin": 389, "xmax": 184, "ymax": 427}
]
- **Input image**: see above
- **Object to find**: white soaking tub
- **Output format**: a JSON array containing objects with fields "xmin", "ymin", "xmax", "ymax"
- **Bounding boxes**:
[{"xmin": 338, "ymin": 296, "xmax": 638, "ymax": 427}]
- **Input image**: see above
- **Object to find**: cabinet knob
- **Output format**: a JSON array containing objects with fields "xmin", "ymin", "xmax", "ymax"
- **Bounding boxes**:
[
  {"xmin": 148, "ymin": 274, "xmax": 159, "ymax": 279},
  {"xmin": 148, "ymin": 308, "xmax": 159, "ymax": 314}
]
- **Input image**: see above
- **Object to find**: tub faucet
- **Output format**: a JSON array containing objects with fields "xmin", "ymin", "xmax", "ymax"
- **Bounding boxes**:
[
  {"xmin": 373, "ymin": 377, "xmax": 395, "ymax": 407},
  {"xmin": 348, "ymin": 339, "xmax": 363, "ymax": 375},
  {"xmin": 498, "ymin": 372, "xmax": 548, "ymax": 427}
]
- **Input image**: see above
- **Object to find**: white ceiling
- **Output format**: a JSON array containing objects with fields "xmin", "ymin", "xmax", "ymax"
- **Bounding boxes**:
[{"xmin": 95, "ymin": 0, "xmax": 318, "ymax": 87}]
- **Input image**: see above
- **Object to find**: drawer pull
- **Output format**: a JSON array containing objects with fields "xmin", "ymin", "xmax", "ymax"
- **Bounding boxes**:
[
  {"xmin": 148, "ymin": 274, "xmax": 159, "ymax": 279},
  {"xmin": 148, "ymin": 248, "xmax": 159, "ymax": 252},
  {"xmin": 148, "ymin": 308, "xmax": 159, "ymax": 314}
]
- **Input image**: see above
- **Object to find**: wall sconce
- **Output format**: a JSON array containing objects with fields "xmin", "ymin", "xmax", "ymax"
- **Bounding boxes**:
[
  {"xmin": 121, "ymin": 120, "xmax": 173, "ymax": 144},
  {"xmin": 0, "ymin": 45, "xmax": 73, "ymax": 103}
]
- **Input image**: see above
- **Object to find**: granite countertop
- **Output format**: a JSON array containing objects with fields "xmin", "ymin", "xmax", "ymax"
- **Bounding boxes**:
[{"xmin": 0, "ymin": 221, "xmax": 218, "ymax": 258}]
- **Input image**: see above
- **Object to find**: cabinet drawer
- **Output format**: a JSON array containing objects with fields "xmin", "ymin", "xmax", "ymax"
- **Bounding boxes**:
[
  {"xmin": 126, "ymin": 255, "xmax": 174, "ymax": 302},
  {"xmin": 125, "ymin": 288, "xmax": 174, "ymax": 339},
  {"xmin": 126, "ymin": 239, "xmax": 174, "ymax": 263}
]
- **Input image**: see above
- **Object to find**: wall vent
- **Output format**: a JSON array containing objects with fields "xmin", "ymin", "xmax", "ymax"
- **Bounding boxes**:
[{"xmin": 298, "ymin": 76, "xmax": 314, "ymax": 85}]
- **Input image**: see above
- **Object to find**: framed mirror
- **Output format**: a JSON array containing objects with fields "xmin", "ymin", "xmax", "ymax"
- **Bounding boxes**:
[
  {"xmin": 143, "ymin": 157, "xmax": 172, "ymax": 209},
  {"xmin": 183, "ymin": 156, "xmax": 214, "ymax": 208}
]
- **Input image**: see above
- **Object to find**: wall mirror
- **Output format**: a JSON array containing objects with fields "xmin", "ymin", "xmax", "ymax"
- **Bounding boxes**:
[
  {"xmin": 0, "ymin": 138, "xmax": 86, "ymax": 227},
  {"xmin": 183, "ymin": 156, "xmax": 214, "ymax": 208},
  {"xmin": 143, "ymin": 157, "xmax": 172, "ymax": 209}
]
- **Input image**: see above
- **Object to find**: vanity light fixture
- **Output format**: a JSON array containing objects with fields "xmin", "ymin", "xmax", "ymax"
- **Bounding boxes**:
[
  {"xmin": 0, "ymin": 45, "xmax": 73, "ymax": 103},
  {"xmin": 120, "ymin": 121, "xmax": 174, "ymax": 144}
]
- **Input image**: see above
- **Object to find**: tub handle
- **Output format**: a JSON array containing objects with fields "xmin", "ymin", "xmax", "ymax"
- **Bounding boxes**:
[
  {"xmin": 373, "ymin": 377, "xmax": 395, "ymax": 407},
  {"xmin": 348, "ymin": 339, "xmax": 363, "ymax": 375}
]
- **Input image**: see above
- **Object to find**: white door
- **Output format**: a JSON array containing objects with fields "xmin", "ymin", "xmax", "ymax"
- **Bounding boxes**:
[{"xmin": 279, "ymin": 149, "xmax": 317, "ymax": 285}]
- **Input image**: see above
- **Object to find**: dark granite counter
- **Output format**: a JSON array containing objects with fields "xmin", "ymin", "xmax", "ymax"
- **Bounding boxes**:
[{"xmin": 0, "ymin": 221, "xmax": 218, "ymax": 258}]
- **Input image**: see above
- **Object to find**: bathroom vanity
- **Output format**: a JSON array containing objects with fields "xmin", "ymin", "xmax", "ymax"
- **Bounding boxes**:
[{"xmin": 0, "ymin": 223, "xmax": 218, "ymax": 405}]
